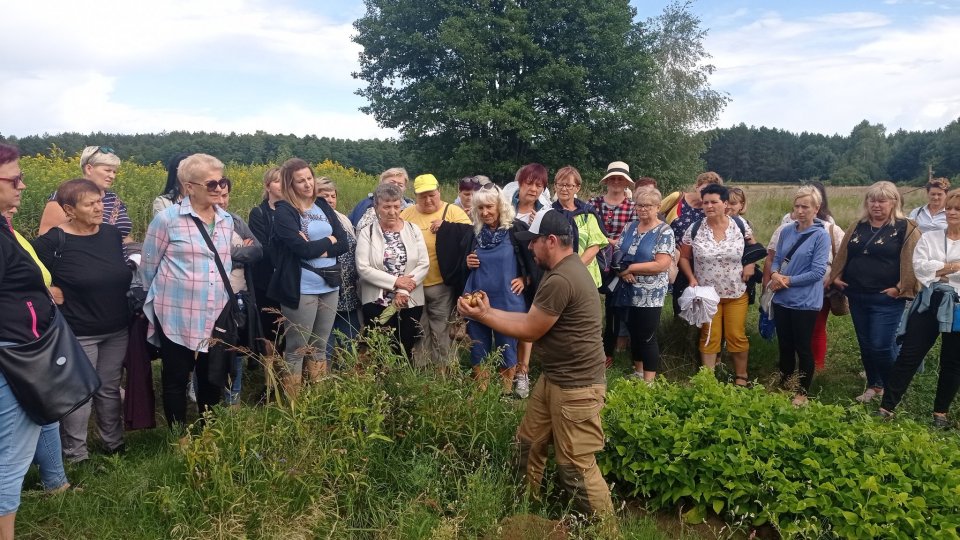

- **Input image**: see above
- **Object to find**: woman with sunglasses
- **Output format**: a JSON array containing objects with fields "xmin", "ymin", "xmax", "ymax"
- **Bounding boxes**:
[
  {"xmin": 142, "ymin": 154, "xmax": 234, "ymax": 426},
  {"xmin": 0, "ymin": 143, "xmax": 65, "ymax": 539},
  {"xmin": 39, "ymin": 145, "xmax": 133, "ymax": 241},
  {"xmin": 268, "ymin": 158, "xmax": 349, "ymax": 399}
]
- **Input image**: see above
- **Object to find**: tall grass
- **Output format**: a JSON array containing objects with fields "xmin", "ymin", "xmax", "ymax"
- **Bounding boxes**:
[{"xmin": 12, "ymin": 155, "xmax": 952, "ymax": 538}]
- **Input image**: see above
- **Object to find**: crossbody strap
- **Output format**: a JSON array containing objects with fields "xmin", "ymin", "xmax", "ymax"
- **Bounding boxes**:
[
  {"xmin": 191, "ymin": 216, "xmax": 235, "ymax": 299},
  {"xmin": 780, "ymin": 230, "xmax": 814, "ymax": 269}
]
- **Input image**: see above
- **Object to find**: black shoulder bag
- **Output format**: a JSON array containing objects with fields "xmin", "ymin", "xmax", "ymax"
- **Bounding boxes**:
[
  {"xmin": 0, "ymin": 229, "xmax": 101, "ymax": 425},
  {"xmin": 191, "ymin": 216, "xmax": 239, "ymax": 389}
]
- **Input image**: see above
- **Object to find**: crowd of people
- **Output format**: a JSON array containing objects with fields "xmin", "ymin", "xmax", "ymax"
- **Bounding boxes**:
[{"xmin": 2, "ymin": 142, "xmax": 960, "ymax": 531}]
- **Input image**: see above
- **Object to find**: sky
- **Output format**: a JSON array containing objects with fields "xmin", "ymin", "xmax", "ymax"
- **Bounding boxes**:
[{"xmin": 1, "ymin": 0, "xmax": 958, "ymax": 140}]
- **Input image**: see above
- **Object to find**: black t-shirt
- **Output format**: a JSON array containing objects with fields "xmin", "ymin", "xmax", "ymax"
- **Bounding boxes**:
[
  {"xmin": 843, "ymin": 220, "xmax": 906, "ymax": 293},
  {"xmin": 32, "ymin": 225, "xmax": 133, "ymax": 336}
]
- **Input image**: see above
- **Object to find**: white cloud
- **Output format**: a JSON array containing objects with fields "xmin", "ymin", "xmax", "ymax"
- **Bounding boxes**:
[
  {"xmin": 0, "ymin": 0, "xmax": 393, "ymax": 138},
  {"xmin": 707, "ymin": 11, "xmax": 960, "ymax": 134}
]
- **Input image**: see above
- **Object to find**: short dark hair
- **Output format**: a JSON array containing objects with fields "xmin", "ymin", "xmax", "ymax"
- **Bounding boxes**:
[
  {"xmin": 700, "ymin": 183, "xmax": 729, "ymax": 202},
  {"xmin": 55, "ymin": 178, "xmax": 101, "ymax": 209},
  {"xmin": 222, "ymin": 177, "xmax": 233, "ymax": 193},
  {"xmin": 0, "ymin": 143, "xmax": 19, "ymax": 166},
  {"xmin": 636, "ymin": 176, "xmax": 657, "ymax": 188}
]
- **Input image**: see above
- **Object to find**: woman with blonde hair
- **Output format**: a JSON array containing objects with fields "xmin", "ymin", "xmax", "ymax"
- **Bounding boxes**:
[
  {"xmin": 767, "ymin": 186, "xmax": 831, "ymax": 406},
  {"xmin": 464, "ymin": 184, "xmax": 533, "ymax": 393},
  {"xmin": 39, "ymin": 145, "xmax": 132, "ymax": 241},
  {"xmin": 142, "ymin": 153, "xmax": 234, "ymax": 425},
  {"xmin": 831, "ymin": 181, "xmax": 921, "ymax": 403},
  {"xmin": 612, "ymin": 188, "xmax": 674, "ymax": 380}
]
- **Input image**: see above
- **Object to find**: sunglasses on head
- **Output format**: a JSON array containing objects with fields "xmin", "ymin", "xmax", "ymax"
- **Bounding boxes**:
[
  {"xmin": 479, "ymin": 183, "xmax": 499, "ymax": 192},
  {"xmin": 0, "ymin": 173, "xmax": 25, "ymax": 188},
  {"xmin": 190, "ymin": 178, "xmax": 229, "ymax": 192}
]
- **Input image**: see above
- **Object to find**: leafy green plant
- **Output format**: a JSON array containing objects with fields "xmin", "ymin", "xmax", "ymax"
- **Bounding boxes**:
[{"xmin": 600, "ymin": 370, "xmax": 960, "ymax": 539}]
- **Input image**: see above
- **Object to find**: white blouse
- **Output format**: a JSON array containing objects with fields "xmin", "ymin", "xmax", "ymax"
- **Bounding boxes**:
[
  {"xmin": 913, "ymin": 230, "xmax": 960, "ymax": 292},
  {"xmin": 682, "ymin": 217, "xmax": 752, "ymax": 299}
]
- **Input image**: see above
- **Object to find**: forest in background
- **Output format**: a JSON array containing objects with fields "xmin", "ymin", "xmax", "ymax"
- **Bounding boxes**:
[{"xmin": 5, "ymin": 116, "xmax": 958, "ymax": 187}]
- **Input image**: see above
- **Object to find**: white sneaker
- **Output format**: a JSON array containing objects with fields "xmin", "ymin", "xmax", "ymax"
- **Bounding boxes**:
[{"xmin": 514, "ymin": 373, "xmax": 530, "ymax": 399}]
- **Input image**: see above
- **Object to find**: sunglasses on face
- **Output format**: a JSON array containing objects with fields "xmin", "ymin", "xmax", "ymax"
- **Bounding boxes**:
[
  {"xmin": 0, "ymin": 173, "xmax": 25, "ymax": 188},
  {"xmin": 189, "ymin": 178, "xmax": 229, "ymax": 192}
]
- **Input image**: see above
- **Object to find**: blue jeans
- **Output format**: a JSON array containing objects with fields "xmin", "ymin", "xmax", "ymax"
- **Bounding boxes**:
[
  {"xmin": 326, "ymin": 309, "xmax": 362, "ymax": 363},
  {"xmin": 34, "ymin": 423, "xmax": 68, "ymax": 491},
  {"xmin": 846, "ymin": 291, "xmax": 906, "ymax": 389},
  {"xmin": 466, "ymin": 320, "xmax": 518, "ymax": 369},
  {"xmin": 224, "ymin": 356, "xmax": 243, "ymax": 405},
  {"xmin": 0, "ymin": 369, "xmax": 42, "ymax": 515}
]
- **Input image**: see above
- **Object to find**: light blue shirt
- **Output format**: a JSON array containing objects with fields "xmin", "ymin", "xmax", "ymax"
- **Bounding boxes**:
[{"xmin": 300, "ymin": 204, "xmax": 338, "ymax": 295}]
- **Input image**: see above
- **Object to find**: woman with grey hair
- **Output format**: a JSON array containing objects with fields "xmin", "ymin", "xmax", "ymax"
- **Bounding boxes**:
[
  {"xmin": 464, "ymin": 184, "xmax": 532, "ymax": 393},
  {"xmin": 39, "ymin": 145, "xmax": 133, "ymax": 240},
  {"xmin": 355, "ymin": 183, "xmax": 430, "ymax": 358}
]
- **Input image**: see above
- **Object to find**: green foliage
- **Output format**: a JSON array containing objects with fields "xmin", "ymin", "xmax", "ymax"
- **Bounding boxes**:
[
  {"xmin": 600, "ymin": 370, "xmax": 960, "ymax": 538},
  {"xmin": 2, "ymin": 131, "xmax": 406, "ymax": 176},
  {"xmin": 15, "ymin": 153, "xmax": 378, "ymax": 240},
  {"xmin": 353, "ymin": 0, "xmax": 723, "ymax": 187}
]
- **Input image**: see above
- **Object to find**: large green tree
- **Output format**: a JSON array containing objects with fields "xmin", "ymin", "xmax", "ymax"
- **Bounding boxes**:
[{"xmin": 352, "ymin": 0, "xmax": 724, "ymax": 184}]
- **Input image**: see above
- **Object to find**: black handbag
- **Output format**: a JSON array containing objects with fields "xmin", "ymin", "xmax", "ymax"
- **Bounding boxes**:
[
  {"xmin": 192, "ymin": 217, "xmax": 240, "ymax": 389},
  {"xmin": 0, "ymin": 308, "xmax": 101, "ymax": 425}
]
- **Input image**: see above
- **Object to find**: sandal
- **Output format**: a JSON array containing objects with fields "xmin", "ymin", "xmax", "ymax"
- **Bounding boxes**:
[{"xmin": 734, "ymin": 375, "xmax": 751, "ymax": 388}]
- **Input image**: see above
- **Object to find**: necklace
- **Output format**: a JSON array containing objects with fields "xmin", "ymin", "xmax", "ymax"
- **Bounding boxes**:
[{"xmin": 862, "ymin": 223, "xmax": 888, "ymax": 255}]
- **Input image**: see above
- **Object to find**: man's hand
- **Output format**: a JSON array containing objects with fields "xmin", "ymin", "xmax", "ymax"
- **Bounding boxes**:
[{"xmin": 457, "ymin": 290, "xmax": 490, "ymax": 321}]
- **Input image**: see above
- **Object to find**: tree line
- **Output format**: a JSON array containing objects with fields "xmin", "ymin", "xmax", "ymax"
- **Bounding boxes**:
[
  {"xmin": 0, "ymin": 131, "xmax": 405, "ymax": 176},
  {"xmin": 703, "ymin": 118, "xmax": 960, "ymax": 185}
]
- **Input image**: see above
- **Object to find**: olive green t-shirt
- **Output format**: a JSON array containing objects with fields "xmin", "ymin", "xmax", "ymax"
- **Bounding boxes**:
[{"xmin": 532, "ymin": 253, "xmax": 607, "ymax": 387}]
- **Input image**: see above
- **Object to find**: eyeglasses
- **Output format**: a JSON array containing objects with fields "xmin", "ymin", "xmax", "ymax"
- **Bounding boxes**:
[
  {"xmin": 555, "ymin": 183, "xmax": 579, "ymax": 191},
  {"xmin": 637, "ymin": 203, "xmax": 657, "ymax": 209},
  {"xmin": 189, "ymin": 178, "xmax": 229, "ymax": 192},
  {"xmin": 0, "ymin": 173, "xmax": 25, "ymax": 188}
]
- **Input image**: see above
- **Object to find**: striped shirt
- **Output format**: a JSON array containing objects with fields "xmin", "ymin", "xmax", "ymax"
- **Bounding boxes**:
[
  {"xmin": 141, "ymin": 197, "xmax": 233, "ymax": 352},
  {"xmin": 48, "ymin": 190, "xmax": 133, "ymax": 238}
]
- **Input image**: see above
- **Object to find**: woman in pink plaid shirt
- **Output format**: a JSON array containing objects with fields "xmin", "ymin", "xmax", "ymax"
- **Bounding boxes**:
[{"xmin": 142, "ymin": 153, "xmax": 234, "ymax": 427}]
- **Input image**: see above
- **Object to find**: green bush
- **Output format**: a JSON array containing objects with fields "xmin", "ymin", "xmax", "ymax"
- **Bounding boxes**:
[{"xmin": 600, "ymin": 370, "xmax": 960, "ymax": 539}]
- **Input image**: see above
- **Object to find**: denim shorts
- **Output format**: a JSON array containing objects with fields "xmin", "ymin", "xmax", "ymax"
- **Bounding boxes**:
[{"xmin": 0, "ymin": 366, "xmax": 43, "ymax": 514}]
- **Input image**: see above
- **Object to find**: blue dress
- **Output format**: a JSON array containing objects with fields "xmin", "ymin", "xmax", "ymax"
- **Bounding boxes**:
[{"xmin": 464, "ymin": 229, "xmax": 526, "ymax": 368}]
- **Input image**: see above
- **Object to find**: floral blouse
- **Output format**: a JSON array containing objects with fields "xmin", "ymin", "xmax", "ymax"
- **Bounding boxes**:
[
  {"xmin": 669, "ymin": 197, "xmax": 704, "ymax": 247},
  {"xmin": 622, "ymin": 224, "xmax": 675, "ymax": 308},
  {"xmin": 336, "ymin": 214, "xmax": 360, "ymax": 312},
  {"xmin": 682, "ymin": 217, "xmax": 752, "ymax": 299},
  {"xmin": 377, "ymin": 230, "xmax": 408, "ymax": 306}
]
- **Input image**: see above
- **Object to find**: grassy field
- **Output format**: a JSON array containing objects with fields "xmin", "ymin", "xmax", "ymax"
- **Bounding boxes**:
[{"xmin": 11, "ymin": 154, "xmax": 955, "ymax": 539}]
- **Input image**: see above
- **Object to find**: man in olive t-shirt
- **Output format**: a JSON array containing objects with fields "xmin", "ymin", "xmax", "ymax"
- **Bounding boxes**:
[{"xmin": 457, "ymin": 208, "xmax": 612, "ymax": 518}]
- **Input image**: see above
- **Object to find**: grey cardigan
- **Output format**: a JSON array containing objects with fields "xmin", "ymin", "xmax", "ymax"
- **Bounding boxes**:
[{"xmin": 355, "ymin": 220, "xmax": 430, "ymax": 307}]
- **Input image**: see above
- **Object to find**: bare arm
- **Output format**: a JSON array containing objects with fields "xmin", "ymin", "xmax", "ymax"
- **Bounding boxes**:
[
  {"xmin": 678, "ymin": 243, "xmax": 697, "ymax": 286},
  {"xmin": 38, "ymin": 201, "xmax": 67, "ymax": 236},
  {"xmin": 580, "ymin": 245, "xmax": 600, "ymax": 266},
  {"xmin": 457, "ymin": 291, "xmax": 558, "ymax": 342}
]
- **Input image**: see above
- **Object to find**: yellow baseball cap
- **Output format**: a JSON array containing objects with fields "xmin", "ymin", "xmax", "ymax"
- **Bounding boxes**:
[{"xmin": 413, "ymin": 173, "xmax": 440, "ymax": 194}]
